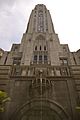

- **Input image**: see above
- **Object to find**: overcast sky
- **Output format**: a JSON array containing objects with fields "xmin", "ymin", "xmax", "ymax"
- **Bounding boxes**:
[{"xmin": 0, "ymin": 0, "xmax": 80, "ymax": 52}]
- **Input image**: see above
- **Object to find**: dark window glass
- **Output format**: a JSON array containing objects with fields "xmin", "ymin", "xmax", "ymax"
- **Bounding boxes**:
[
  {"xmin": 46, "ymin": 80, "xmax": 49, "ymax": 84},
  {"xmin": 40, "ymin": 46, "xmax": 41, "ymax": 50},
  {"xmin": 34, "ymin": 55, "xmax": 37, "ymax": 61},
  {"xmin": 44, "ymin": 46, "xmax": 46, "ymax": 50},
  {"xmin": 39, "ymin": 55, "xmax": 42, "ymax": 61},
  {"xmin": 44, "ymin": 55, "xmax": 47, "ymax": 61},
  {"xmin": 35, "ymin": 46, "xmax": 37, "ymax": 50},
  {"xmin": 42, "ymin": 79, "xmax": 45, "ymax": 83}
]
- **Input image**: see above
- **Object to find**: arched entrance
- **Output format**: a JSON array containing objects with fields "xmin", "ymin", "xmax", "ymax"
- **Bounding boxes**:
[
  {"xmin": 10, "ymin": 99, "xmax": 71, "ymax": 120},
  {"xmin": 20, "ymin": 107, "xmax": 61, "ymax": 120}
]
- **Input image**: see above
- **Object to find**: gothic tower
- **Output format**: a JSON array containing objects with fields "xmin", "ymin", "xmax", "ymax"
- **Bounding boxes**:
[
  {"xmin": 19, "ymin": 4, "xmax": 61, "ymax": 66},
  {"xmin": 0, "ymin": 4, "xmax": 80, "ymax": 120}
]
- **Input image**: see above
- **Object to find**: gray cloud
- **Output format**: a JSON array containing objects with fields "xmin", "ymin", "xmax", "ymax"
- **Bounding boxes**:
[
  {"xmin": 0, "ymin": 0, "xmax": 16, "ymax": 10},
  {"xmin": 0, "ymin": 0, "xmax": 15, "ymax": 5},
  {"xmin": 0, "ymin": 0, "xmax": 31, "ymax": 50},
  {"xmin": 0, "ymin": 0, "xmax": 80, "ymax": 51}
]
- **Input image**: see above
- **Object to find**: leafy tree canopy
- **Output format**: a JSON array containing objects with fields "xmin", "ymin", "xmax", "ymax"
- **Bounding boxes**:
[{"xmin": 0, "ymin": 90, "xmax": 11, "ymax": 112}]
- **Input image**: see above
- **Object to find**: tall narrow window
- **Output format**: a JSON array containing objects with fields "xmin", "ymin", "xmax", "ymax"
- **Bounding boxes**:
[
  {"xmin": 40, "ymin": 46, "xmax": 41, "ymax": 50},
  {"xmin": 44, "ymin": 46, "xmax": 46, "ymax": 51},
  {"xmin": 44, "ymin": 55, "xmax": 47, "ymax": 61},
  {"xmin": 38, "ymin": 10, "xmax": 44, "ymax": 32},
  {"xmin": 35, "ymin": 46, "xmax": 37, "ymax": 50},
  {"xmin": 39, "ymin": 55, "xmax": 42, "ymax": 61},
  {"xmin": 34, "ymin": 55, "xmax": 37, "ymax": 61}
]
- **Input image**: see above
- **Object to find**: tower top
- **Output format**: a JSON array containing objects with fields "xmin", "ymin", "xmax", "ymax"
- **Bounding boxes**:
[
  {"xmin": 26, "ymin": 4, "xmax": 55, "ymax": 33},
  {"xmin": 35, "ymin": 4, "xmax": 46, "ymax": 8}
]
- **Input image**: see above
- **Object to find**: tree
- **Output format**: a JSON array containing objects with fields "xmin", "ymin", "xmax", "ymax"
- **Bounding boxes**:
[{"xmin": 0, "ymin": 90, "xmax": 10, "ymax": 112}]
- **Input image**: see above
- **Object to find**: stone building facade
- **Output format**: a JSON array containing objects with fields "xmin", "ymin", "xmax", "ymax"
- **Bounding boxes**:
[{"xmin": 0, "ymin": 4, "xmax": 80, "ymax": 120}]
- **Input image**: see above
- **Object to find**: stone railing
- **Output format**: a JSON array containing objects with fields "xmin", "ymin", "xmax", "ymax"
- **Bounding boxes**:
[{"xmin": 10, "ymin": 65, "xmax": 70, "ymax": 77}]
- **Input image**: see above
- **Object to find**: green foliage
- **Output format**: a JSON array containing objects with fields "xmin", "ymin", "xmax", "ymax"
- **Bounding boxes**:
[
  {"xmin": 75, "ymin": 106, "xmax": 80, "ymax": 112},
  {"xmin": 0, "ymin": 91, "xmax": 11, "ymax": 112},
  {"xmin": 76, "ymin": 106, "xmax": 80, "ymax": 109}
]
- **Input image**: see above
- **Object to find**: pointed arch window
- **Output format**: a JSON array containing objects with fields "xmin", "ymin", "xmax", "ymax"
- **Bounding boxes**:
[
  {"xmin": 44, "ymin": 46, "xmax": 46, "ymax": 51},
  {"xmin": 35, "ymin": 46, "xmax": 37, "ymax": 51},
  {"xmin": 40, "ymin": 46, "xmax": 41, "ymax": 50}
]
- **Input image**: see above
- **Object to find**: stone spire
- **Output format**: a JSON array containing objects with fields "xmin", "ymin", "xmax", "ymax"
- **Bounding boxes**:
[{"xmin": 26, "ymin": 4, "xmax": 55, "ymax": 33}]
